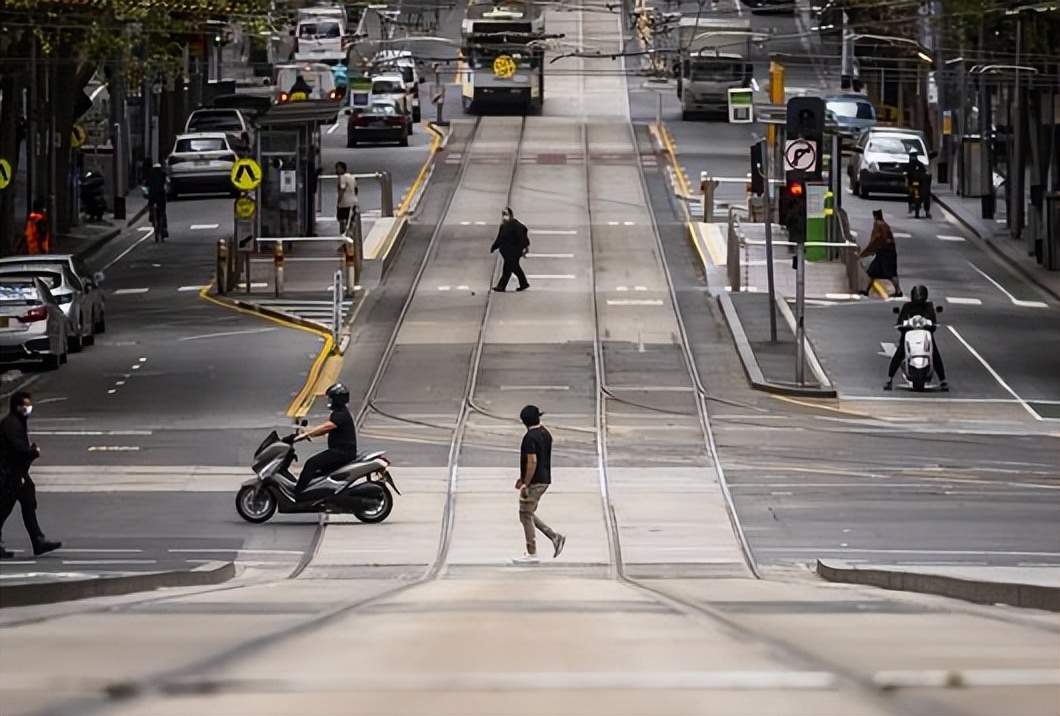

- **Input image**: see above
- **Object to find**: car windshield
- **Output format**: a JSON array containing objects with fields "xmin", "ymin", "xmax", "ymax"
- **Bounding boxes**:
[
  {"xmin": 0, "ymin": 283, "xmax": 40, "ymax": 303},
  {"xmin": 689, "ymin": 61, "xmax": 743, "ymax": 82},
  {"xmin": 188, "ymin": 113, "xmax": 241, "ymax": 132},
  {"xmin": 829, "ymin": 101, "xmax": 875, "ymax": 119},
  {"xmin": 175, "ymin": 138, "xmax": 227, "ymax": 153},
  {"xmin": 372, "ymin": 80, "xmax": 403, "ymax": 94},
  {"xmin": 1, "ymin": 271, "xmax": 62, "ymax": 289},
  {"xmin": 867, "ymin": 137, "xmax": 924, "ymax": 155},
  {"xmin": 299, "ymin": 20, "xmax": 341, "ymax": 38}
]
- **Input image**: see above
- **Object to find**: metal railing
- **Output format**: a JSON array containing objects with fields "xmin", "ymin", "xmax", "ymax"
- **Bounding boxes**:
[{"xmin": 316, "ymin": 171, "xmax": 394, "ymax": 217}]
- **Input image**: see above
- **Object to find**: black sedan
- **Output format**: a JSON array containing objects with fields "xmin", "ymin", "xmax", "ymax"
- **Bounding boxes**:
[{"xmin": 347, "ymin": 101, "xmax": 409, "ymax": 147}]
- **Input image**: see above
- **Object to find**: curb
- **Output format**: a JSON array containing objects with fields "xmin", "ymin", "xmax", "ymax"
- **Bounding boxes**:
[
  {"xmin": 0, "ymin": 560, "xmax": 235, "ymax": 609},
  {"xmin": 932, "ymin": 191, "xmax": 1059, "ymax": 302},
  {"xmin": 69, "ymin": 203, "xmax": 151, "ymax": 263},
  {"xmin": 816, "ymin": 559, "xmax": 1060, "ymax": 613},
  {"xmin": 717, "ymin": 292, "xmax": 838, "ymax": 398}
]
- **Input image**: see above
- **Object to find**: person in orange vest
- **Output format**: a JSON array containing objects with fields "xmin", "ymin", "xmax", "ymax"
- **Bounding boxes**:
[{"xmin": 24, "ymin": 201, "xmax": 51, "ymax": 255}]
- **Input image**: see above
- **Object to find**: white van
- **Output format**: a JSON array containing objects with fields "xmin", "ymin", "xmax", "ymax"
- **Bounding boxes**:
[
  {"xmin": 370, "ymin": 51, "xmax": 421, "ymax": 122},
  {"xmin": 275, "ymin": 63, "xmax": 339, "ymax": 103},
  {"xmin": 369, "ymin": 74, "xmax": 413, "ymax": 129}
]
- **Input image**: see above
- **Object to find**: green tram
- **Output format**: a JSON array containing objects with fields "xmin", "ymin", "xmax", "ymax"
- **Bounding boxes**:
[{"xmin": 460, "ymin": 6, "xmax": 545, "ymax": 114}]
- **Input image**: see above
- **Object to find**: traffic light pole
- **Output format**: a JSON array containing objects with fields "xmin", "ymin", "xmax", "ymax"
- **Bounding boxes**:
[
  {"xmin": 758, "ymin": 138, "xmax": 778, "ymax": 343},
  {"xmin": 795, "ymin": 239, "xmax": 806, "ymax": 386}
]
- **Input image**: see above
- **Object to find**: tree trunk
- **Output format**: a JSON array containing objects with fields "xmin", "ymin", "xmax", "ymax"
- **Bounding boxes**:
[{"xmin": 0, "ymin": 59, "xmax": 28, "ymax": 255}]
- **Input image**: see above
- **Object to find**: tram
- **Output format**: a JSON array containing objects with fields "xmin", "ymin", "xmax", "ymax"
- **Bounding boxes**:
[{"xmin": 460, "ymin": 4, "xmax": 545, "ymax": 114}]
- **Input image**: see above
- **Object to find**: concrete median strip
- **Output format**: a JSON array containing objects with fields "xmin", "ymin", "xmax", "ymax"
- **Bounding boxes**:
[
  {"xmin": 0, "ymin": 560, "xmax": 234, "ymax": 609},
  {"xmin": 816, "ymin": 559, "xmax": 1060, "ymax": 612}
]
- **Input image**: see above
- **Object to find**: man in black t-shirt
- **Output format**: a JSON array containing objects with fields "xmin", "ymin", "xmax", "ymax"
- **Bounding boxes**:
[
  {"xmin": 512, "ymin": 405, "xmax": 565, "ymax": 563},
  {"xmin": 294, "ymin": 383, "xmax": 359, "ymax": 496}
]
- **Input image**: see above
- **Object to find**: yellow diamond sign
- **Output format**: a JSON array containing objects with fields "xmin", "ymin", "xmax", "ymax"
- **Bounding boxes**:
[
  {"xmin": 492, "ymin": 54, "xmax": 517, "ymax": 79},
  {"xmin": 230, "ymin": 158, "xmax": 262, "ymax": 192}
]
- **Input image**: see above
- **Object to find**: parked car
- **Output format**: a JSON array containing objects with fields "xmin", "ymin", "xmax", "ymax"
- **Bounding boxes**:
[
  {"xmin": 165, "ymin": 132, "xmax": 246, "ymax": 198},
  {"xmin": 185, "ymin": 108, "xmax": 252, "ymax": 139},
  {"xmin": 368, "ymin": 73, "xmax": 413, "ymax": 130},
  {"xmin": 824, "ymin": 94, "xmax": 877, "ymax": 143},
  {"xmin": 275, "ymin": 63, "xmax": 340, "ymax": 103},
  {"xmin": 0, "ymin": 265, "xmax": 93, "ymax": 351},
  {"xmin": 347, "ymin": 100, "xmax": 410, "ymax": 147},
  {"xmin": 0, "ymin": 253, "xmax": 106, "ymax": 336},
  {"xmin": 848, "ymin": 127, "xmax": 931, "ymax": 199},
  {"xmin": 0, "ymin": 276, "xmax": 69, "ymax": 370}
]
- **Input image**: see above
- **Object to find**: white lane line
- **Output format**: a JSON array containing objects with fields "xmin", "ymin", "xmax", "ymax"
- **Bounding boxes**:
[
  {"xmin": 968, "ymin": 262, "xmax": 1050, "ymax": 308},
  {"xmin": 178, "ymin": 285, "xmax": 208, "ymax": 292},
  {"xmin": 623, "ymin": 221, "xmax": 635, "ymax": 226},
  {"xmin": 474, "ymin": 221, "xmax": 486, "ymax": 225},
  {"xmin": 457, "ymin": 285, "xmax": 470, "ymax": 291},
  {"xmin": 101, "ymin": 228, "xmax": 154, "ymax": 271},
  {"xmin": 87, "ymin": 446, "xmax": 141, "ymax": 452},
  {"xmin": 438, "ymin": 286, "xmax": 451, "ymax": 291},
  {"xmin": 167, "ymin": 548, "xmax": 305, "ymax": 555},
  {"xmin": 459, "ymin": 221, "xmax": 471, "ymax": 225},
  {"xmin": 30, "ymin": 430, "xmax": 152, "ymax": 436},
  {"xmin": 938, "ymin": 234, "xmax": 966, "ymax": 242},
  {"xmin": 529, "ymin": 229, "xmax": 578, "ymax": 235},
  {"xmin": 893, "ymin": 232, "xmax": 911, "ymax": 239},
  {"xmin": 180, "ymin": 327, "xmax": 278, "ymax": 342},
  {"xmin": 607, "ymin": 221, "xmax": 620, "ymax": 226},
  {"xmin": 236, "ymin": 282, "xmax": 269, "ymax": 289},
  {"xmin": 874, "ymin": 670, "xmax": 1060, "ymax": 689},
  {"xmin": 527, "ymin": 253, "xmax": 574, "ymax": 258},
  {"xmin": 500, "ymin": 385, "xmax": 570, "ymax": 391},
  {"xmin": 825, "ymin": 293, "xmax": 859, "ymax": 300},
  {"xmin": 114, "ymin": 288, "xmax": 150, "ymax": 295},
  {"xmin": 189, "ymin": 224, "xmax": 219, "ymax": 230},
  {"xmin": 526, "ymin": 274, "xmax": 576, "ymax": 279},
  {"xmin": 60, "ymin": 549, "xmax": 143, "ymax": 554},
  {"xmin": 948, "ymin": 325, "xmax": 1045, "ymax": 421},
  {"xmin": 607, "ymin": 299, "xmax": 664, "ymax": 306},
  {"xmin": 62, "ymin": 560, "xmax": 158, "ymax": 565},
  {"xmin": 945, "ymin": 297, "xmax": 982, "ymax": 305},
  {"xmin": 634, "ymin": 286, "xmax": 647, "ymax": 291},
  {"xmin": 616, "ymin": 286, "xmax": 629, "ymax": 291},
  {"xmin": 326, "ymin": 123, "xmax": 340, "ymax": 135}
]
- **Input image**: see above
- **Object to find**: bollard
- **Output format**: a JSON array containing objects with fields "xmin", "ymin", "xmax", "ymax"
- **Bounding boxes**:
[
  {"xmin": 380, "ymin": 171, "xmax": 394, "ymax": 217},
  {"xmin": 700, "ymin": 172, "xmax": 719, "ymax": 223},
  {"xmin": 341, "ymin": 239, "xmax": 357, "ymax": 298},
  {"xmin": 217, "ymin": 239, "xmax": 229, "ymax": 294},
  {"xmin": 273, "ymin": 241, "xmax": 285, "ymax": 297}
]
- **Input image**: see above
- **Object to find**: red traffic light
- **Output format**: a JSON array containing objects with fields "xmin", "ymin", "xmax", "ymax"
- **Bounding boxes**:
[{"xmin": 789, "ymin": 181, "xmax": 804, "ymax": 197}]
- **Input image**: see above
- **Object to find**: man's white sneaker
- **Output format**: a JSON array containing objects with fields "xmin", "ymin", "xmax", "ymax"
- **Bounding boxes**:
[
  {"xmin": 510, "ymin": 553, "xmax": 539, "ymax": 565},
  {"xmin": 552, "ymin": 534, "xmax": 566, "ymax": 558}
]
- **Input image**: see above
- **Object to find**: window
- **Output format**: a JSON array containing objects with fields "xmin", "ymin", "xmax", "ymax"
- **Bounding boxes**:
[
  {"xmin": 1, "ymin": 272, "xmax": 62, "ymax": 289},
  {"xmin": 0, "ymin": 283, "xmax": 40, "ymax": 302},
  {"xmin": 188, "ymin": 113, "xmax": 242, "ymax": 133},
  {"xmin": 176, "ymin": 138, "xmax": 227, "ymax": 153},
  {"xmin": 373, "ymin": 80, "xmax": 403, "ymax": 94},
  {"xmin": 867, "ymin": 137, "xmax": 924, "ymax": 155},
  {"xmin": 829, "ymin": 100, "xmax": 875, "ymax": 120}
]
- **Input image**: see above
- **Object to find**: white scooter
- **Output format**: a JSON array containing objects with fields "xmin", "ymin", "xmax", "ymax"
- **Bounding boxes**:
[{"xmin": 892, "ymin": 304, "xmax": 943, "ymax": 392}]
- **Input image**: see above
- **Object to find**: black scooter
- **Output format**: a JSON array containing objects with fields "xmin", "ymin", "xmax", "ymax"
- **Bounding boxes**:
[{"xmin": 235, "ymin": 424, "xmax": 399, "ymax": 524}]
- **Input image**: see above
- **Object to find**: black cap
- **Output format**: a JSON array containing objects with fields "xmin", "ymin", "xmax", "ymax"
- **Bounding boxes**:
[{"xmin": 519, "ymin": 405, "xmax": 543, "ymax": 426}]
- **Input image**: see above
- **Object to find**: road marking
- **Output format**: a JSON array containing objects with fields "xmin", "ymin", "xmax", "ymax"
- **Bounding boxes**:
[
  {"xmin": 236, "ymin": 282, "xmax": 269, "ymax": 289},
  {"xmin": 616, "ymin": 286, "xmax": 629, "ymax": 291},
  {"xmin": 527, "ymin": 253, "xmax": 574, "ymax": 258},
  {"xmin": 30, "ymin": 430, "xmax": 152, "ymax": 436},
  {"xmin": 874, "ymin": 669, "xmax": 1060, "ymax": 689},
  {"xmin": 948, "ymin": 325, "xmax": 1045, "ymax": 421},
  {"xmin": 87, "ymin": 446, "xmax": 141, "ymax": 452},
  {"xmin": 167, "ymin": 548, "xmax": 305, "ymax": 555},
  {"xmin": 474, "ymin": 221, "xmax": 486, "ymax": 225},
  {"xmin": 457, "ymin": 285, "xmax": 470, "ymax": 290},
  {"xmin": 634, "ymin": 286, "xmax": 647, "ymax": 291},
  {"xmin": 326, "ymin": 122, "xmax": 340, "ymax": 135},
  {"xmin": 459, "ymin": 221, "xmax": 471, "ymax": 225},
  {"xmin": 180, "ymin": 327, "xmax": 278, "ymax": 342},
  {"xmin": 893, "ymin": 232, "xmax": 911, "ymax": 239},
  {"xmin": 114, "ymin": 288, "xmax": 150, "ymax": 295},
  {"xmin": 101, "ymin": 228, "xmax": 155, "ymax": 271},
  {"xmin": 189, "ymin": 224, "xmax": 219, "ymax": 230},
  {"xmin": 607, "ymin": 221, "xmax": 619, "ymax": 226},
  {"xmin": 945, "ymin": 297, "xmax": 982, "ymax": 305},
  {"xmin": 178, "ymin": 285, "xmax": 208, "ymax": 292},
  {"xmin": 623, "ymin": 221, "xmax": 635, "ymax": 226},
  {"xmin": 526, "ymin": 274, "xmax": 575, "ymax": 279},
  {"xmin": 529, "ymin": 229, "xmax": 577, "ymax": 235},
  {"xmin": 607, "ymin": 299, "xmax": 664, "ymax": 306},
  {"xmin": 62, "ymin": 560, "xmax": 157, "ymax": 565},
  {"xmin": 762, "ymin": 548, "xmax": 1060, "ymax": 557},
  {"xmin": 499, "ymin": 385, "xmax": 570, "ymax": 391},
  {"xmin": 438, "ymin": 286, "xmax": 451, "ymax": 291},
  {"xmin": 60, "ymin": 549, "xmax": 143, "ymax": 553},
  {"xmin": 968, "ymin": 262, "xmax": 1049, "ymax": 308},
  {"xmin": 938, "ymin": 234, "xmax": 966, "ymax": 242},
  {"xmin": 879, "ymin": 342, "xmax": 897, "ymax": 357}
]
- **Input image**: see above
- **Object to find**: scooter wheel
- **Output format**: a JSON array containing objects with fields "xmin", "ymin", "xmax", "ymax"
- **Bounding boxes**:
[
  {"xmin": 236, "ymin": 485, "xmax": 277, "ymax": 523},
  {"xmin": 353, "ymin": 484, "xmax": 393, "ymax": 524}
]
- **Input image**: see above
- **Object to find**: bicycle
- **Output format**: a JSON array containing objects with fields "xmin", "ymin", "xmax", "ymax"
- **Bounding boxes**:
[{"xmin": 149, "ymin": 201, "xmax": 168, "ymax": 242}]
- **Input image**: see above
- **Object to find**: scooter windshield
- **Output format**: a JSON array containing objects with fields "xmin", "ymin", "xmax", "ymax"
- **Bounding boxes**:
[{"xmin": 255, "ymin": 430, "xmax": 280, "ymax": 458}]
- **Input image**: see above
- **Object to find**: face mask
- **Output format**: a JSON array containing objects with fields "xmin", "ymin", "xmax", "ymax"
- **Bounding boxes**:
[
  {"xmin": 18, "ymin": 405, "xmax": 32, "ymax": 417},
  {"xmin": 327, "ymin": 401, "xmax": 334, "ymax": 410}
]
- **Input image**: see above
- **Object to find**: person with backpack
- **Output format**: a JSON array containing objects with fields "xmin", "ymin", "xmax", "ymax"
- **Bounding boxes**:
[{"xmin": 490, "ymin": 207, "xmax": 530, "ymax": 292}]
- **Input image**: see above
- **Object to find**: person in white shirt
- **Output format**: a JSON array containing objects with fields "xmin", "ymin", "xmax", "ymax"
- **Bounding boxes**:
[{"xmin": 335, "ymin": 161, "xmax": 359, "ymax": 233}]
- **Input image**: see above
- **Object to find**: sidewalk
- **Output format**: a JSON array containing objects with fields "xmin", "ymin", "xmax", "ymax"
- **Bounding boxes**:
[
  {"xmin": 817, "ymin": 560, "xmax": 1060, "ymax": 613},
  {"xmin": 56, "ymin": 194, "xmax": 149, "ymax": 263},
  {"xmin": 932, "ymin": 184, "xmax": 1060, "ymax": 301}
]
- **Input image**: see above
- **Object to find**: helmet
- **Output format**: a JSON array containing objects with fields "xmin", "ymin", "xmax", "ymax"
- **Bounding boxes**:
[
  {"xmin": 325, "ymin": 382, "xmax": 350, "ymax": 408},
  {"xmin": 910, "ymin": 285, "xmax": 929, "ymax": 303},
  {"xmin": 519, "ymin": 404, "xmax": 543, "ymax": 427}
]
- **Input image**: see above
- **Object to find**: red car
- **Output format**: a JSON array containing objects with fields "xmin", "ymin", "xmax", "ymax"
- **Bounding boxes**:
[{"xmin": 347, "ymin": 100, "xmax": 409, "ymax": 147}]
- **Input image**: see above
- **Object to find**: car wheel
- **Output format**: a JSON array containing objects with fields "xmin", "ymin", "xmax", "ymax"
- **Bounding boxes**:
[
  {"xmin": 413, "ymin": 107, "xmax": 421, "ymax": 123},
  {"xmin": 857, "ymin": 175, "xmax": 869, "ymax": 199},
  {"xmin": 346, "ymin": 136, "xmax": 355, "ymax": 148},
  {"xmin": 96, "ymin": 311, "xmax": 106, "ymax": 334},
  {"xmin": 681, "ymin": 110, "xmax": 691, "ymax": 121}
]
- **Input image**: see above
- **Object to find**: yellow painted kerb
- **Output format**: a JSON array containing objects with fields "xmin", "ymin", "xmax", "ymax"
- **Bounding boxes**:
[
  {"xmin": 397, "ymin": 122, "xmax": 445, "ymax": 216},
  {"xmin": 197, "ymin": 282, "xmax": 335, "ymax": 418}
]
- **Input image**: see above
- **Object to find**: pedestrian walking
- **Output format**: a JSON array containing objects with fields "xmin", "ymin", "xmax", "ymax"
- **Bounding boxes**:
[
  {"xmin": 512, "ymin": 405, "xmax": 565, "ymax": 564},
  {"xmin": 23, "ymin": 200, "xmax": 52, "ymax": 255},
  {"xmin": 858, "ymin": 209, "xmax": 903, "ymax": 298},
  {"xmin": 0, "ymin": 391, "xmax": 61, "ymax": 559},
  {"xmin": 335, "ymin": 161, "xmax": 359, "ymax": 235},
  {"xmin": 491, "ymin": 207, "xmax": 530, "ymax": 292}
]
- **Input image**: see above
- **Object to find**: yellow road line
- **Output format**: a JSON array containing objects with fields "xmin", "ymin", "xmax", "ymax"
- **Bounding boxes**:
[
  {"xmin": 771, "ymin": 393, "xmax": 877, "ymax": 419},
  {"xmin": 397, "ymin": 121, "xmax": 444, "ymax": 216},
  {"xmin": 197, "ymin": 283, "xmax": 335, "ymax": 418}
]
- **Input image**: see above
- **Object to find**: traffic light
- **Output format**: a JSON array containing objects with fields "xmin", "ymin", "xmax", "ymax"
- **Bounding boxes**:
[
  {"xmin": 780, "ymin": 177, "xmax": 807, "ymax": 243},
  {"xmin": 786, "ymin": 97, "xmax": 826, "ymax": 179}
]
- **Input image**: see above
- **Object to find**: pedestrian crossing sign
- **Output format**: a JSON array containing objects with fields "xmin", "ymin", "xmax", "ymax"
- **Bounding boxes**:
[{"xmin": 231, "ymin": 158, "xmax": 262, "ymax": 191}]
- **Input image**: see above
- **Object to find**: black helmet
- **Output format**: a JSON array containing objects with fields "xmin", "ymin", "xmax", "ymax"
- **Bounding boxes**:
[
  {"xmin": 910, "ymin": 285, "xmax": 929, "ymax": 303},
  {"xmin": 325, "ymin": 382, "xmax": 350, "ymax": 407},
  {"xmin": 519, "ymin": 404, "xmax": 543, "ymax": 427}
]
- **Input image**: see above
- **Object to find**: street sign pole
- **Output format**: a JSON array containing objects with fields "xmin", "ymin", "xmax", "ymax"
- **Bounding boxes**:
[
  {"xmin": 795, "ymin": 227, "xmax": 806, "ymax": 386},
  {"xmin": 757, "ymin": 138, "xmax": 777, "ymax": 343}
]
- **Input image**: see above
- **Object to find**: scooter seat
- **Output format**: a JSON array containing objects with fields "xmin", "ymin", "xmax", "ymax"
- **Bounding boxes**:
[{"xmin": 356, "ymin": 450, "xmax": 386, "ymax": 462}]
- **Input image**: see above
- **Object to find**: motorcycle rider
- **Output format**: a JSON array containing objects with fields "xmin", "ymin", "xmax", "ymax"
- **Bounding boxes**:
[
  {"xmin": 293, "ymin": 383, "xmax": 359, "ymax": 497},
  {"xmin": 884, "ymin": 284, "xmax": 948, "ymax": 392},
  {"xmin": 905, "ymin": 149, "xmax": 932, "ymax": 219}
]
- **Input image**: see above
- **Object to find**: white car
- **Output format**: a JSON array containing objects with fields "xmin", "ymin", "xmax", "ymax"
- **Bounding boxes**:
[
  {"xmin": 276, "ymin": 63, "xmax": 340, "ymax": 103},
  {"xmin": 165, "ymin": 132, "xmax": 245, "ymax": 198},
  {"xmin": 0, "ymin": 276, "xmax": 69, "ymax": 370},
  {"xmin": 369, "ymin": 74, "xmax": 413, "ymax": 130},
  {"xmin": 0, "ymin": 253, "xmax": 106, "ymax": 337},
  {"xmin": 0, "ymin": 265, "xmax": 93, "ymax": 351},
  {"xmin": 370, "ymin": 51, "xmax": 422, "ymax": 122}
]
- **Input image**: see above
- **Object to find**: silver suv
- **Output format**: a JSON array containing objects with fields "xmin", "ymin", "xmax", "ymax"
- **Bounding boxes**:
[{"xmin": 848, "ymin": 127, "xmax": 931, "ymax": 199}]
